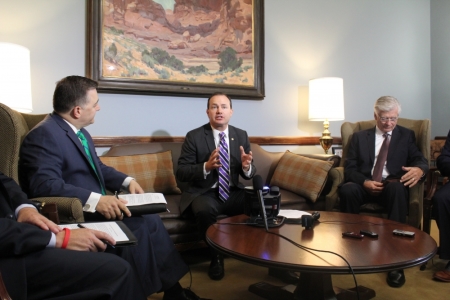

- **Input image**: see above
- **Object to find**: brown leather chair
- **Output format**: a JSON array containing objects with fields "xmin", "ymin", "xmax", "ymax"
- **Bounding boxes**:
[
  {"xmin": 328, "ymin": 118, "xmax": 430, "ymax": 228},
  {"xmin": 0, "ymin": 102, "xmax": 84, "ymax": 223},
  {"xmin": 423, "ymin": 138, "xmax": 447, "ymax": 234}
]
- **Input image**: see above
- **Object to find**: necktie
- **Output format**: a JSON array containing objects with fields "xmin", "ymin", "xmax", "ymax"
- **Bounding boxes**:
[
  {"xmin": 372, "ymin": 133, "xmax": 390, "ymax": 182},
  {"xmin": 218, "ymin": 132, "xmax": 230, "ymax": 202},
  {"xmin": 77, "ymin": 131, "xmax": 106, "ymax": 195}
]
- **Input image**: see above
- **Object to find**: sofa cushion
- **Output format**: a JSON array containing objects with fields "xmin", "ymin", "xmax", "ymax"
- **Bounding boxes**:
[
  {"xmin": 100, "ymin": 151, "xmax": 181, "ymax": 194},
  {"xmin": 270, "ymin": 151, "xmax": 333, "ymax": 203}
]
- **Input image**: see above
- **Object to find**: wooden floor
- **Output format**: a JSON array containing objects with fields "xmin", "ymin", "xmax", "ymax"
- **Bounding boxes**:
[{"xmin": 148, "ymin": 221, "xmax": 449, "ymax": 300}]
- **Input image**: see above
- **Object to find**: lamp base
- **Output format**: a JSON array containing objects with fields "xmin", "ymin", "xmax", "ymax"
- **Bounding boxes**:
[
  {"xmin": 319, "ymin": 119, "xmax": 333, "ymax": 154},
  {"xmin": 320, "ymin": 136, "xmax": 333, "ymax": 154}
]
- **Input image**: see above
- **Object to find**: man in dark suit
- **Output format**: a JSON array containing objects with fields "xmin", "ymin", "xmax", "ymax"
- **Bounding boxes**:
[
  {"xmin": 0, "ymin": 171, "xmax": 147, "ymax": 300},
  {"xmin": 19, "ymin": 75, "xmax": 203, "ymax": 300},
  {"xmin": 431, "ymin": 130, "xmax": 450, "ymax": 282},
  {"xmin": 339, "ymin": 96, "xmax": 429, "ymax": 288},
  {"xmin": 177, "ymin": 92, "xmax": 256, "ymax": 280}
]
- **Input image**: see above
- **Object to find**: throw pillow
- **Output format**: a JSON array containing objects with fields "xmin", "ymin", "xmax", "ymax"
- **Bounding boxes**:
[
  {"xmin": 100, "ymin": 151, "xmax": 181, "ymax": 194},
  {"xmin": 270, "ymin": 151, "xmax": 333, "ymax": 202}
]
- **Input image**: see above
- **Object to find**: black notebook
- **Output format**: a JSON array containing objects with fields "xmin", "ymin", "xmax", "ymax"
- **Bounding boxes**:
[{"xmin": 60, "ymin": 221, "xmax": 138, "ymax": 246}]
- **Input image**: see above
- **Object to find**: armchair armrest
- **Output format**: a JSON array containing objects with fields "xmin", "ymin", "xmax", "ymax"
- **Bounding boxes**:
[
  {"xmin": 423, "ymin": 170, "xmax": 446, "ymax": 234},
  {"xmin": 31, "ymin": 197, "xmax": 84, "ymax": 224},
  {"xmin": 325, "ymin": 166, "xmax": 344, "ymax": 211},
  {"xmin": 424, "ymin": 170, "xmax": 443, "ymax": 201},
  {"xmin": 408, "ymin": 182, "xmax": 424, "ymax": 228}
]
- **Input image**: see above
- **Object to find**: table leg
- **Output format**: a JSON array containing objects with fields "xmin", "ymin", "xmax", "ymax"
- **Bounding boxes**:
[
  {"xmin": 248, "ymin": 273, "xmax": 376, "ymax": 300},
  {"xmin": 293, "ymin": 273, "xmax": 337, "ymax": 300}
]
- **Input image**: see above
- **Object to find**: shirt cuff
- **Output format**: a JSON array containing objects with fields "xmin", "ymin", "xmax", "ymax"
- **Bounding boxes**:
[
  {"xmin": 122, "ymin": 177, "xmax": 134, "ymax": 191},
  {"xmin": 243, "ymin": 165, "xmax": 252, "ymax": 177},
  {"xmin": 83, "ymin": 192, "xmax": 101, "ymax": 213},
  {"xmin": 203, "ymin": 162, "xmax": 210, "ymax": 179},
  {"xmin": 15, "ymin": 204, "xmax": 37, "ymax": 218},
  {"xmin": 47, "ymin": 232, "xmax": 56, "ymax": 248}
]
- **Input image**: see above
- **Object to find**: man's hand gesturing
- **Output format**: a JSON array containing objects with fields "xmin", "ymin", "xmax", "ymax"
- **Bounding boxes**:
[
  {"xmin": 205, "ymin": 148, "xmax": 221, "ymax": 172},
  {"xmin": 240, "ymin": 146, "xmax": 252, "ymax": 171}
]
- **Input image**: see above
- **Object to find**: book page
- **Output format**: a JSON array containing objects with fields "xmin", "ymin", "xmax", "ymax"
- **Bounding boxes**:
[
  {"xmin": 119, "ymin": 193, "xmax": 167, "ymax": 206},
  {"xmin": 278, "ymin": 209, "xmax": 311, "ymax": 219},
  {"xmin": 60, "ymin": 222, "xmax": 129, "ymax": 242}
]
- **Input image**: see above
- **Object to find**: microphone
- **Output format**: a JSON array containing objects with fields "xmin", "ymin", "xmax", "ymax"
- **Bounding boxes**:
[{"xmin": 253, "ymin": 175, "xmax": 269, "ymax": 232}]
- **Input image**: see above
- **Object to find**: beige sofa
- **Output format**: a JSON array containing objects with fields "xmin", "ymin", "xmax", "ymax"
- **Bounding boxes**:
[{"xmin": 103, "ymin": 142, "xmax": 341, "ymax": 250}]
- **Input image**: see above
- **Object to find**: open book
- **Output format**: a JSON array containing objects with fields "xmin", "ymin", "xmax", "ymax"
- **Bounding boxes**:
[
  {"xmin": 119, "ymin": 193, "xmax": 168, "ymax": 215},
  {"xmin": 119, "ymin": 193, "xmax": 167, "ymax": 206},
  {"xmin": 59, "ymin": 221, "xmax": 137, "ymax": 246}
]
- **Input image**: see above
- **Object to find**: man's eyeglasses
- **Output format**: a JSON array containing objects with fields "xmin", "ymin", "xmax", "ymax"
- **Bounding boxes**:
[{"xmin": 379, "ymin": 117, "xmax": 398, "ymax": 122}]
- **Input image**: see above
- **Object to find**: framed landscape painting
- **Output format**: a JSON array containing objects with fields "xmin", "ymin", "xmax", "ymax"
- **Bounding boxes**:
[{"xmin": 86, "ymin": 0, "xmax": 265, "ymax": 99}]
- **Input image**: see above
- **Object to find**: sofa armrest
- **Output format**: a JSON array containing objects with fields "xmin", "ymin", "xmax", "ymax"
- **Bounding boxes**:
[
  {"xmin": 299, "ymin": 154, "xmax": 341, "ymax": 168},
  {"xmin": 31, "ymin": 197, "xmax": 84, "ymax": 224},
  {"xmin": 325, "ymin": 166, "xmax": 344, "ymax": 211}
]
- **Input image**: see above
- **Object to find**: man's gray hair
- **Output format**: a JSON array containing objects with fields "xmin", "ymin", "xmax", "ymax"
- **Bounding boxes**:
[{"xmin": 374, "ymin": 96, "xmax": 402, "ymax": 115}]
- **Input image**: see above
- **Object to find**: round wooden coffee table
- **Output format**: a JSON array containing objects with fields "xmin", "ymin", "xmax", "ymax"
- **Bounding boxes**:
[{"xmin": 206, "ymin": 212, "xmax": 437, "ymax": 300}]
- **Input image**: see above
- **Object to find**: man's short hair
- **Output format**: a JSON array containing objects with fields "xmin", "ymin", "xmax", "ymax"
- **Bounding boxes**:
[
  {"xmin": 53, "ymin": 76, "xmax": 98, "ymax": 114},
  {"xmin": 374, "ymin": 96, "xmax": 402, "ymax": 115},
  {"xmin": 207, "ymin": 92, "xmax": 232, "ymax": 109}
]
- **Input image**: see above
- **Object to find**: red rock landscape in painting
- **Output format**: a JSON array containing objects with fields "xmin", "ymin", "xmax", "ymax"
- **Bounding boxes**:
[{"xmin": 102, "ymin": 0, "xmax": 254, "ymax": 85}]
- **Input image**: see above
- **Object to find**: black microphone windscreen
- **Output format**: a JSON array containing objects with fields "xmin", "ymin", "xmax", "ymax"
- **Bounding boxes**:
[{"xmin": 253, "ymin": 175, "xmax": 264, "ymax": 191}]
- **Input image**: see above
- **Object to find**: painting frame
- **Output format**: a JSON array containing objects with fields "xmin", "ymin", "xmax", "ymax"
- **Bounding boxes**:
[
  {"xmin": 332, "ymin": 146, "xmax": 343, "ymax": 158},
  {"xmin": 86, "ymin": 0, "xmax": 265, "ymax": 100}
]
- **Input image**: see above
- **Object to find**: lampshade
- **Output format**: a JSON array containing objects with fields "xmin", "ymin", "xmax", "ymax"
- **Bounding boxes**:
[
  {"xmin": 0, "ymin": 42, "xmax": 33, "ymax": 113},
  {"xmin": 308, "ymin": 77, "xmax": 344, "ymax": 154},
  {"xmin": 308, "ymin": 77, "xmax": 344, "ymax": 121}
]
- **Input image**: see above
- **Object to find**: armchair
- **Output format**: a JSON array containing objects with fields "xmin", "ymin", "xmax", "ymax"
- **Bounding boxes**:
[
  {"xmin": 0, "ymin": 103, "xmax": 84, "ymax": 223},
  {"xmin": 327, "ymin": 118, "xmax": 430, "ymax": 228}
]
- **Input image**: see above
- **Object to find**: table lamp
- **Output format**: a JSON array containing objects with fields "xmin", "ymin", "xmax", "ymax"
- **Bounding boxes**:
[
  {"xmin": 0, "ymin": 42, "xmax": 33, "ymax": 112},
  {"xmin": 308, "ymin": 77, "xmax": 344, "ymax": 154}
]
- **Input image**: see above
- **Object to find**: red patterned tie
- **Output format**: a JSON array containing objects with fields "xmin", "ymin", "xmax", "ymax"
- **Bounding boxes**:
[
  {"xmin": 372, "ymin": 133, "xmax": 390, "ymax": 182},
  {"xmin": 218, "ymin": 132, "xmax": 230, "ymax": 202}
]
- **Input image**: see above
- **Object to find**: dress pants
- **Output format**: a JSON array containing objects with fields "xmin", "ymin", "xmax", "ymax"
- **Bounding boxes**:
[
  {"xmin": 190, "ymin": 187, "xmax": 246, "ymax": 241},
  {"xmin": 432, "ymin": 183, "xmax": 450, "ymax": 260},
  {"xmin": 1, "ymin": 248, "xmax": 146, "ymax": 300},
  {"xmin": 339, "ymin": 181, "xmax": 409, "ymax": 223},
  {"xmin": 85, "ymin": 213, "xmax": 189, "ymax": 296}
]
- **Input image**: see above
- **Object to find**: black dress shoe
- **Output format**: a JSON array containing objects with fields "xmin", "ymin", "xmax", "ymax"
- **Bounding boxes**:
[
  {"xmin": 208, "ymin": 254, "xmax": 224, "ymax": 280},
  {"xmin": 163, "ymin": 288, "xmax": 207, "ymax": 300},
  {"xmin": 268, "ymin": 268, "xmax": 300, "ymax": 284},
  {"xmin": 386, "ymin": 269, "xmax": 405, "ymax": 288}
]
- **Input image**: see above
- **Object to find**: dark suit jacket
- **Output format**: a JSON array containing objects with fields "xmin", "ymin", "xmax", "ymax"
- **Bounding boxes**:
[
  {"xmin": 19, "ymin": 113, "xmax": 188, "ymax": 296},
  {"xmin": 437, "ymin": 129, "xmax": 450, "ymax": 176},
  {"xmin": 0, "ymin": 172, "xmax": 51, "ymax": 299},
  {"xmin": 344, "ymin": 125, "xmax": 429, "ymax": 185},
  {"xmin": 19, "ymin": 113, "xmax": 127, "ymax": 202},
  {"xmin": 177, "ymin": 123, "xmax": 256, "ymax": 214}
]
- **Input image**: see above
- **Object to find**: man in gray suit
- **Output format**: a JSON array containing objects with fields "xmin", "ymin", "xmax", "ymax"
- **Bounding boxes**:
[{"xmin": 177, "ymin": 93, "xmax": 256, "ymax": 280}]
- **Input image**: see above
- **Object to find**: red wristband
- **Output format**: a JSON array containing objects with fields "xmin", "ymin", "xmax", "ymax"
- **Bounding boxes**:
[{"xmin": 61, "ymin": 228, "xmax": 71, "ymax": 249}]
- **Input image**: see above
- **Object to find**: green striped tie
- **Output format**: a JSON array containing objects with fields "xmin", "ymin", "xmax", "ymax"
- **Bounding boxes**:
[{"xmin": 77, "ymin": 131, "xmax": 106, "ymax": 195}]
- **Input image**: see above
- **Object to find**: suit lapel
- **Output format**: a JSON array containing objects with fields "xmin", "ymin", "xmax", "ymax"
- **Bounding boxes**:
[
  {"xmin": 387, "ymin": 126, "xmax": 400, "ymax": 163},
  {"xmin": 51, "ymin": 113, "xmax": 87, "ymax": 160},
  {"xmin": 51, "ymin": 113, "xmax": 105, "ymax": 185},
  {"xmin": 203, "ymin": 124, "xmax": 216, "ymax": 153},
  {"xmin": 228, "ymin": 125, "xmax": 239, "ymax": 165},
  {"xmin": 367, "ymin": 127, "xmax": 376, "ymax": 164}
]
